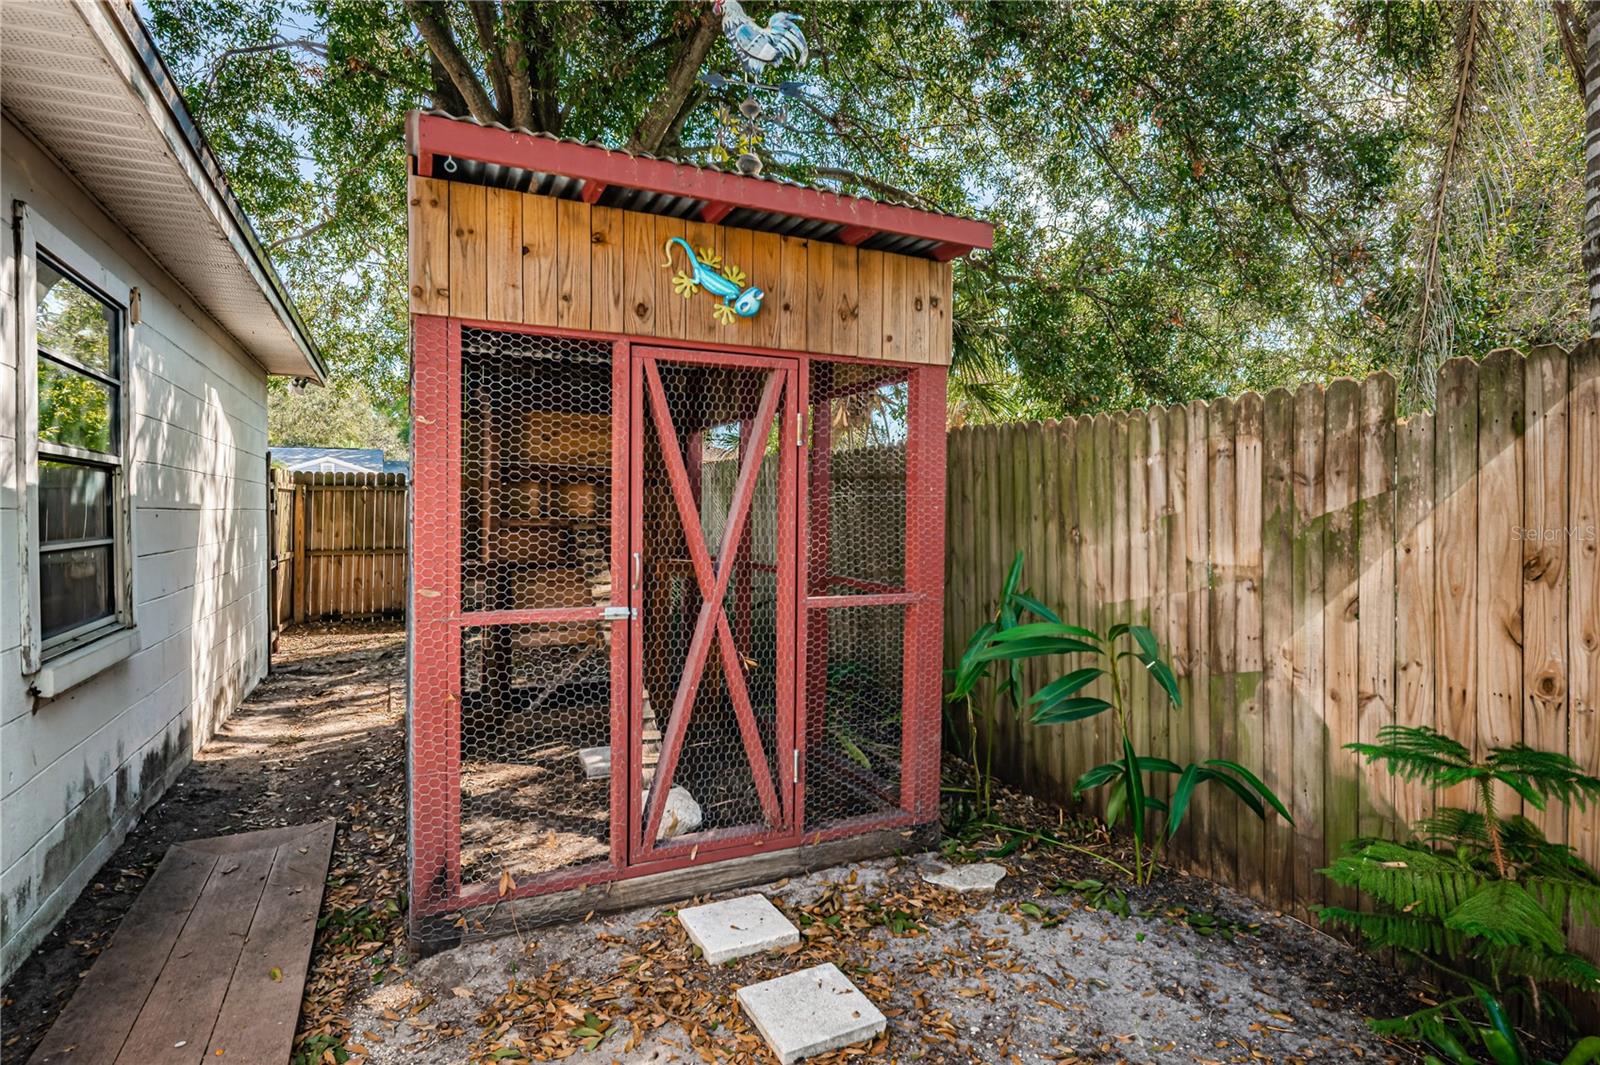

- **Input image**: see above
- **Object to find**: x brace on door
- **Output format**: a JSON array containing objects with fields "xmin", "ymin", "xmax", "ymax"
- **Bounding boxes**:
[{"xmin": 638, "ymin": 358, "xmax": 788, "ymax": 852}]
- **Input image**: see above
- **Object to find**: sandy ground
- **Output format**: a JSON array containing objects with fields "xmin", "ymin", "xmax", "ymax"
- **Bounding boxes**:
[
  {"xmin": 3, "ymin": 622, "xmax": 1425, "ymax": 1065},
  {"xmin": 342, "ymin": 855, "xmax": 1420, "ymax": 1065}
]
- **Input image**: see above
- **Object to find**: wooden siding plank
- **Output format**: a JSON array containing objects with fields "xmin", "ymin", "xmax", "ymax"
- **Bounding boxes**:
[
  {"xmin": 407, "ymin": 175, "xmax": 450, "ymax": 316},
  {"xmin": 1435, "ymin": 357, "xmax": 1480, "ymax": 810},
  {"xmin": 1569, "ymin": 341, "xmax": 1600, "ymax": 968},
  {"xmin": 779, "ymin": 236, "xmax": 809, "ymax": 352},
  {"xmin": 930, "ymin": 262, "xmax": 954, "ymax": 365},
  {"xmin": 1046, "ymin": 418, "xmax": 1074, "ymax": 800},
  {"xmin": 1146, "ymin": 409, "xmax": 1171, "ymax": 815},
  {"xmin": 1477, "ymin": 348, "xmax": 1523, "ymax": 814},
  {"xmin": 830, "ymin": 243, "xmax": 860, "ymax": 358},
  {"xmin": 1290, "ymin": 383, "xmax": 1326, "ymax": 920},
  {"xmin": 855, "ymin": 249, "xmax": 885, "ymax": 362},
  {"xmin": 1126, "ymin": 410, "xmax": 1151, "ymax": 814},
  {"xmin": 1322, "ymin": 379, "xmax": 1360, "ymax": 910},
  {"xmin": 521, "ymin": 193, "xmax": 559, "ymax": 326},
  {"xmin": 621, "ymin": 207, "xmax": 657, "ymax": 334},
  {"xmin": 656, "ymin": 215, "xmax": 690, "ymax": 341},
  {"xmin": 1164, "ymin": 404, "xmax": 1192, "ymax": 864},
  {"xmin": 1073, "ymin": 414, "xmax": 1102, "ymax": 812},
  {"xmin": 1395, "ymin": 411, "xmax": 1436, "ymax": 832},
  {"xmin": 447, "ymin": 182, "xmax": 488, "ymax": 320},
  {"xmin": 1204, "ymin": 397, "xmax": 1236, "ymax": 884},
  {"xmin": 484, "ymin": 186, "xmax": 523, "ymax": 323},
  {"xmin": 906, "ymin": 256, "xmax": 932, "ymax": 365},
  {"xmin": 1357, "ymin": 374, "xmax": 1397, "ymax": 844},
  {"xmin": 682, "ymin": 219, "xmax": 720, "ymax": 344},
  {"xmin": 1181, "ymin": 401, "xmax": 1210, "ymax": 867},
  {"xmin": 590, "ymin": 205, "xmax": 626, "ymax": 333},
  {"xmin": 1261, "ymin": 388, "xmax": 1295, "ymax": 908},
  {"xmin": 1234, "ymin": 391, "xmax": 1265, "ymax": 898},
  {"xmin": 882, "ymin": 252, "xmax": 907, "ymax": 364},
  {"xmin": 1523, "ymin": 344, "xmax": 1570, "ymax": 843},
  {"xmin": 806, "ymin": 234, "xmax": 836, "ymax": 354},
  {"xmin": 556, "ymin": 199, "xmax": 592, "ymax": 328}
]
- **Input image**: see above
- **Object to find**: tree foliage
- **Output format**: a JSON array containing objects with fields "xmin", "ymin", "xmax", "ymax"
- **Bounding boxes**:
[{"xmin": 144, "ymin": 1, "xmax": 1585, "ymax": 430}]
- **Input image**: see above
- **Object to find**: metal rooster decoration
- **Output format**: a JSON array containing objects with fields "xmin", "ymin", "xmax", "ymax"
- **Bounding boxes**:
[
  {"xmin": 714, "ymin": 0, "xmax": 808, "ymax": 76},
  {"xmin": 709, "ymin": 0, "xmax": 810, "ymax": 175}
]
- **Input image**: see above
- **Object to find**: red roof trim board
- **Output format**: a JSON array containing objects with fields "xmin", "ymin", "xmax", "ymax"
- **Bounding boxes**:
[{"xmin": 407, "ymin": 110, "xmax": 993, "ymax": 257}]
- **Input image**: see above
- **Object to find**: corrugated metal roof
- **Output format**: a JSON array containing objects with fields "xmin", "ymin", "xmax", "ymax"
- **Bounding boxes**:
[{"xmin": 415, "ymin": 110, "xmax": 984, "ymax": 260}]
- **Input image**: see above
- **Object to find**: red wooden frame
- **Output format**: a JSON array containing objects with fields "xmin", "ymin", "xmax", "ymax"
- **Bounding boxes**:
[
  {"xmin": 408, "ymin": 314, "xmax": 946, "ymax": 922},
  {"xmin": 407, "ymin": 111, "xmax": 994, "ymax": 258}
]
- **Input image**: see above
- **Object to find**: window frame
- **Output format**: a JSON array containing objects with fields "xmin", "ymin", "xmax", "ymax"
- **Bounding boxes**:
[{"xmin": 15, "ymin": 201, "xmax": 136, "ymax": 673}]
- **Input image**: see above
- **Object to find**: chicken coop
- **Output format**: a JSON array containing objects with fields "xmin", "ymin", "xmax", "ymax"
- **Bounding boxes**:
[{"xmin": 404, "ymin": 110, "xmax": 992, "ymax": 948}]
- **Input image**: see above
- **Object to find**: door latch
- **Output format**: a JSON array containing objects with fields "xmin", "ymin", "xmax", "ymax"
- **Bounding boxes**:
[{"xmin": 602, "ymin": 605, "xmax": 636, "ymax": 621}]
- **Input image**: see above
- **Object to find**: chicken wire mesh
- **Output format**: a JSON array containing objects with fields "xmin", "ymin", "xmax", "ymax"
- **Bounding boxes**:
[
  {"xmin": 408, "ymin": 319, "xmax": 940, "ymax": 950},
  {"xmin": 635, "ymin": 358, "xmax": 792, "ymax": 855},
  {"xmin": 803, "ymin": 362, "xmax": 910, "ymax": 831}
]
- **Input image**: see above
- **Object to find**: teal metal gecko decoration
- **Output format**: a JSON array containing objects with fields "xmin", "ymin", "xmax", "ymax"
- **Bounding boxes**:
[{"xmin": 662, "ymin": 237, "xmax": 765, "ymax": 325}]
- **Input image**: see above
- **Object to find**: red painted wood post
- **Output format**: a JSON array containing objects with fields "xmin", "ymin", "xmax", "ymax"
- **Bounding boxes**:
[
  {"xmin": 904, "ymin": 364, "xmax": 948, "ymax": 820},
  {"xmin": 409, "ymin": 314, "xmax": 464, "ymax": 919}
]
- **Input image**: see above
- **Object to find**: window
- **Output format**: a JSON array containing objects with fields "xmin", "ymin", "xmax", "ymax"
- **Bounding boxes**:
[{"xmin": 33, "ymin": 255, "xmax": 127, "ymax": 653}]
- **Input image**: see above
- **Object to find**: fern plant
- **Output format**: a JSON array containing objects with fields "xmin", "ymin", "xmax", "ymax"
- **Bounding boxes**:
[{"xmin": 1320, "ymin": 726, "xmax": 1600, "ymax": 1062}]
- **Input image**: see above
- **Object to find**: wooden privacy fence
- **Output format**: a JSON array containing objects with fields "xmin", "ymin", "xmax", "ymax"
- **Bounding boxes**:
[
  {"xmin": 943, "ymin": 342, "xmax": 1599, "ymax": 949},
  {"xmin": 269, "ymin": 470, "xmax": 409, "ymax": 630}
]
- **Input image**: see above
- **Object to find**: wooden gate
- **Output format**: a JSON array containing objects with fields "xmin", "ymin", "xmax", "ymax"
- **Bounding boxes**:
[{"xmin": 268, "ymin": 469, "xmax": 409, "ymax": 632}]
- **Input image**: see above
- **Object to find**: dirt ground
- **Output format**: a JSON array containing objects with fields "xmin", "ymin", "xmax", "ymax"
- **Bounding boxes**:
[
  {"xmin": 2, "ymin": 623, "xmax": 1428, "ymax": 1065},
  {"xmin": 0, "ymin": 624, "xmax": 410, "ymax": 1065}
]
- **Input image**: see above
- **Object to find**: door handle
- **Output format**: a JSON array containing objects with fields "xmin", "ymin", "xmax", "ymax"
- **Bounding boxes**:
[{"xmin": 632, "ymin": 551, "xmax": 641, "ymax": 589}]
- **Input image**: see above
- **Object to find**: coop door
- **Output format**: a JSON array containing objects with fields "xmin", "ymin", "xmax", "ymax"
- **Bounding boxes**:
[{"xmin": 628, "ymin": 348, "xmax": 799, "ymax": 861}]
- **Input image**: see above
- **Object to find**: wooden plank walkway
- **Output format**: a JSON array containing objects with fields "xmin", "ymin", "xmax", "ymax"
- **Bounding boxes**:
[{"xmin": 28, "ymin": 821, "xmax": 335, "ymax": 1065}]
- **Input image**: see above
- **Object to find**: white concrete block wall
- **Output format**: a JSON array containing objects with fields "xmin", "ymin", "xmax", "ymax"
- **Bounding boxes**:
[{"xmin": 0, "ymin": 119, "xmax": 273, "ymax": 980}]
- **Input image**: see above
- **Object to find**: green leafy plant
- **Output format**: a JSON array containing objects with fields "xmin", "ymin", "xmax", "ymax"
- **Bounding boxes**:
[
  {"xmin": 945, "ymin": 551, "xmax": 1059, "ymax": 814},
  {"xmin": 969, "ymin": 616, "xmax": 1290, "ymax": 885},
  {"xmin": 1319, "ymin": 726, "xmax": 1600, "ymax": 1063}
]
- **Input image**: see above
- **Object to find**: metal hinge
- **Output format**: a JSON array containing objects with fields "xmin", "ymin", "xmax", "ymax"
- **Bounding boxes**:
[
  {"xmin": 796, "ymin": 409, "xmax": 805, "ymax": 446},
  {"xmin": 602, "ymin": 605, "xmax": 636, "ymax": 620}
]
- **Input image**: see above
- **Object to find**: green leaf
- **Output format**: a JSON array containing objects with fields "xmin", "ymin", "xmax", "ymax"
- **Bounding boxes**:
[
  {"xmin": 1561, "ymin": 1037, "xmax": 1600, "ymax": 1065},
  {"xmin": 1074, "ymin": 761, "xmax": 1123, "ymax": 793},
  {"xmin": 1123, "ymin": 737, "xmax": 1146, "ymax": 845},
  {"xmin": 1196, "ymin": 767, "xmax": 1267, "ymax": 820},
  {"xmin": 1129, "ymin": 624, "xmax": 1160, "ymax": 663},
  {"xmin": 1444, "ymin": 880, "xmax": 1566, "ymax": 953},
  {"xmin": 1146, "ymin": 658, "xmax": 1181, "ymax": 707},
  {"xmin": 1031, "ymin": 697, "xmax": 1113, "ymax": 725},
  {"xmin": 1011, "ymin": 591, "xmax": 1061, "ymax": 623},
  {"xmin": 1203, "ymin": 759, "xmax": 1293, "ymax": 822},
  {"xmin": 1028, "ymin": 668, "xmax": 1105, "ymax": 706},
  {"xmin": 1167, "ymin": 763, "xmax": 1203, "ymax": 839},
  {"xmin": 1105, "ymin": 775, "xmax": 1128, "ymax": 828}
]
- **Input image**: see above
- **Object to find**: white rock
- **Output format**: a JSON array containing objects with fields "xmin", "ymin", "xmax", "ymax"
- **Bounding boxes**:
[
  {"xmin": 736, "ymin": 962, "xmax": 886, "ymax": 1064},
  {"xmin": 642, "ymin": 785, "xmax": 702, "ymax": 839},
  {"xmin": 577, "ymin": 746, "xmax": 610, "ymax": 779},
  {"xmin": 921, "ymin": 861, "xmax": 1006, "ymax": 892},
  {"xmin": 677, "ymin": 894, "xmax": 799, "ymax": 964}
]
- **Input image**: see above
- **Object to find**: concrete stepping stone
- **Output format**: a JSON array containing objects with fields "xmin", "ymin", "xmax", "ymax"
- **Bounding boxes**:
[
  {"xmin": 736, "ymin": 962, "xmax": 887, "ymax": 1064},
  {"xmin": 921, "ymin": 860, "xmax": 1006, "ymax": 892},
  {"xmin": 677, "ymin": 893, "xmax": 798, "ymax": 964}
]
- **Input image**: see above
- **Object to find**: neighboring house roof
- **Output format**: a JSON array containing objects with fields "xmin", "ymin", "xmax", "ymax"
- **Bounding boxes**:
[
  {"xmin": 270, "ymin": 447, "xmax": 409, "ymax": 477},
  {"xmin": 406, "ymin": 110, "xmax": 994, "ymax": 262},
  {"xmin": 1, "ymin": 1, "xmax": 324, "ymax": 381}
]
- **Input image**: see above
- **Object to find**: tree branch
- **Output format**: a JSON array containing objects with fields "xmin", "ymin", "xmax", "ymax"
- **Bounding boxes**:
[
  {"xmin": 1552, "ymin": 1, "xmax": 1585, "ymax": 94},
  {"xmin": 500, "ymin": 2, "xmax": 536, "ymax": 130},
  {"xmin": 469, "ymin": 2, "xmax": 513, "ymax": 123},
  {"xmin": 406, "ymin": 1, "xmax": 498, "ymax": 125},
  {"xmin": 205, "ymin": 38, "xmax": 327, "ymax": 91},
  {"xmin": 628, "ymin": 7, "xmax": 720, "ymax": 154}
]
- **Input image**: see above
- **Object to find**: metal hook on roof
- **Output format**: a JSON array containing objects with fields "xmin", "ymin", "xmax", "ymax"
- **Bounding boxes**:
[{"xmin": 442, "ymin": 156, "xmax": 458, "ymax": 174}]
